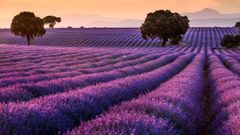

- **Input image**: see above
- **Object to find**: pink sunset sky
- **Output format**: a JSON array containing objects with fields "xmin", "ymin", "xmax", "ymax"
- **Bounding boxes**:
[{"xmin": 1, "ymin": 0, "xmax": 240, "ymax": 28}]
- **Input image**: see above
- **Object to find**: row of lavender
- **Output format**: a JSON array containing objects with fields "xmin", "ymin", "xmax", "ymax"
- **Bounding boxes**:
[
  {"xmin": 64, "ymin": 50, "xmax": 240, "ymax": 134},
  {"xmin": 0, "ymin": 44, "xmax": 239, "ymax": 134},
  {"xmin": 208, "ymin": 52, "xmax": 240, "ymax": 135},
  {"xmin": 0, "ymin": 45, "xmax": 181, "ymax": 103},
  {"xmin": 1, "ymin": 43, "xmax": 237, "ymax": 103},
  {"xmin": 67, "ymin": 52, "xmax": 206, "ymax": 135},
  {"xmin": 0, "ymin": 27, "xmax": 240, "ymax": 134},
  {"xmin": 0, "ymin": 27, "xmax": 238, "ymax": 48},
  {"xmin": 0, "ymin": 44, "xmax": 196, "ymax": 134}
]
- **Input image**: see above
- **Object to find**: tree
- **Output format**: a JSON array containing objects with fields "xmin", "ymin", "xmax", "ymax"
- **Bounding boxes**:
[
  {"xmin": 11, "ymin": 12, "xmax": 46, "ymax": 45},
  {"xmin": 235, "ymin": 22, "xmax": 240, "ymax": 28},
  {"xmin": 140, "ymin": 10, "xmax": 189, "ymax": 47},
  {"xmin": 235, "ymin": 35, "xmax": 240, "ymax": 47},
  {"xmin": 235, "ymin": 22, "xmax": 240, "ymax": 33},
  {"xmin": 170, "ymin": 35, "xmax": 182, "ymax": 45},
  {"xmin": 43, "ymin": 16, "xmax": 61, "ymax": 28},
  {"xmin": 221, "ymin": 34, "xmax": 236, "ymax": 48}
]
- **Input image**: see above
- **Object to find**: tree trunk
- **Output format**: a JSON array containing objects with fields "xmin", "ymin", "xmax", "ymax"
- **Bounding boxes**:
[
  {"xmin": 27, "ymin": 35, "xmax": 31, "ymax": 45},
  {"xmin": 50, "ymin": 23, "xmax": 54, "ymax": 28},
  {"xmin": 162, "ymin": 38, "xmax": 168, "ymax": 47}
]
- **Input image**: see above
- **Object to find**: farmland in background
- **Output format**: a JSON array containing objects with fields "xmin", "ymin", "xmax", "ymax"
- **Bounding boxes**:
[{"xmin": 0, "ymin": 27, "xmax": 238, "ymax": 48}]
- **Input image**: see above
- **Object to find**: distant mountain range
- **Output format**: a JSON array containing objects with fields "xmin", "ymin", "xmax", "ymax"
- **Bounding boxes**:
[
  {"xmin": 183, "ymin": 8, "xmax": 240, "ymax": 20},
  {"xmin": 59, "ymin": 14, "xmax": 143, "ymax": 28},
  {"xmin": 182, "ymin": 8, "xmax": 240, "ymax": 27},
  {"xmin": 59, "ymin": 8, "xmax": 240, "ymax": 27},
  {"xmin": 0, "ymin": 8, "xmax": 239, "ymax": 28}
]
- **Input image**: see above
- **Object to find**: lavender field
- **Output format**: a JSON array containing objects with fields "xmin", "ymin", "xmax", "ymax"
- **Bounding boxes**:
[
  {"xmin": 0, "ymin": 27, "xmax": 238, "ymax": 48},
  {"xmin": 0, "ymin": 27, "xmax": 240, "ymax": 135}
]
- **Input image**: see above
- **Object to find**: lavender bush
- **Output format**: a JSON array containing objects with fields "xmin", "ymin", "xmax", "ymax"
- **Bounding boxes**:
[{"xmin": 0, "ymin": 27, "xmax": 239, "ymax": 135}]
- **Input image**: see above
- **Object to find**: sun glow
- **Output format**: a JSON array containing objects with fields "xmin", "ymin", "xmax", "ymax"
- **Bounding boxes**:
[{"xmin": 0, "ymin": 0, "xmax": 240, "ymax": 28}]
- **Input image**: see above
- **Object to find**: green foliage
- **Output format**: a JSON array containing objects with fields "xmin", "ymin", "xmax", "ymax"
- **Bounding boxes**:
[
  {"xmin": 43, "ymin": 16, "xmax": 61, "ymax": 28},
  {"xmin": 140, "ymin": 10, "xmax": 189, "ymax": 47},
  {"xmin": 235, "ymin": 22, "xmax": 240, "ymax": 28},
  {"xmin": 221, "ymin": 34, "xmax": 240, "ymax": 48},
  {"xmin": 170, "ymin": 36, "xmax": 182, "ymax": 45},
  {"xmin": 235, "ymin": 35, "xmax": 240, "ymax": 46},
  {"xmin": 11, "ymin": 12, "xmax": 46, "ymax": 45}
]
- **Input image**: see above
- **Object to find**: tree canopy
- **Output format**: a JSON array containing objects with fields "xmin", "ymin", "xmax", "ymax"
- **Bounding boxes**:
[
  {"xmin": 235, "ymin": 22, "xmax": 240, "ymax": 28},
  {"xmin": 140, "ymin": 10, "xmax": 189, "ymax": 47},
  {"xmin": 221, "ymin": 34, "xmax": 240, "ymax": 48},
  {"xmin": 11, "ymin": 12, "xmax": 46, "ymax": 45},
  {"xmin": 43, "ymin": 16, "xmax": 61, "ymax": 28}
]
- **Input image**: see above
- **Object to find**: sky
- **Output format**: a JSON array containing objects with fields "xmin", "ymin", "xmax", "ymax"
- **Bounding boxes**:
[{"xmin": 1, "ymin": 0, "xmax": 240, "ymax": 28}]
